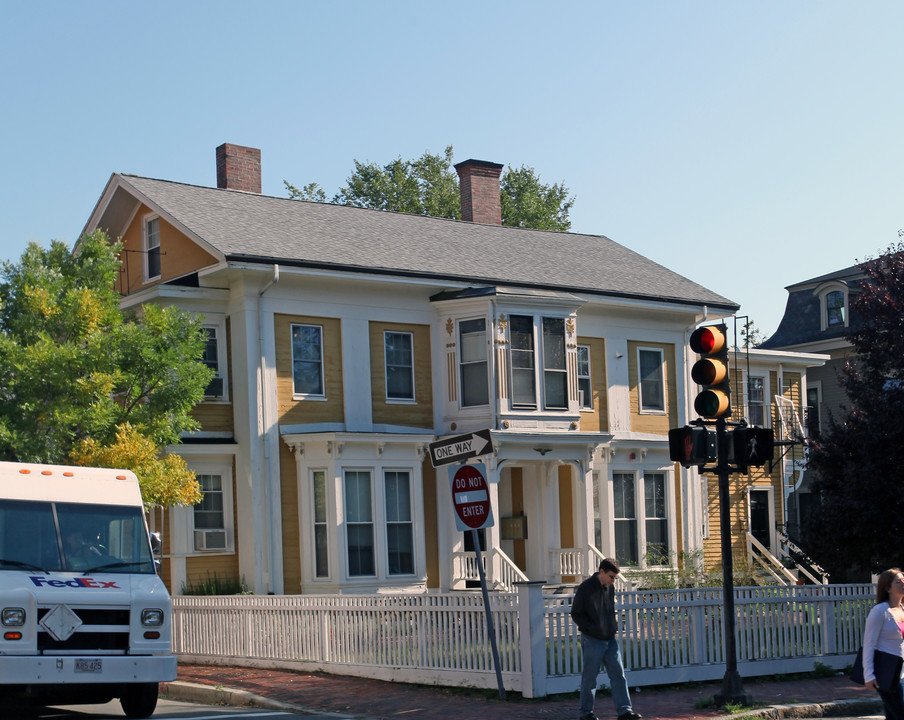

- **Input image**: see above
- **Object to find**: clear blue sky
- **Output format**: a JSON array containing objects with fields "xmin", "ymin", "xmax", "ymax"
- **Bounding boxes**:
[{"xmin": 3, "ymin": 1, "xmax": 902, "ymax": 338}]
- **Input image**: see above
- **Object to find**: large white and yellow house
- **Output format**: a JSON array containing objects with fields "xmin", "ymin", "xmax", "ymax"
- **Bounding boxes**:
[{"xmin": 80, "ymin": 144, "xmax": 820, "ymax": 595}]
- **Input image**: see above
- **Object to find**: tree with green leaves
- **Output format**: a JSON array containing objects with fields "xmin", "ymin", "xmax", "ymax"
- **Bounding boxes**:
[
  {"xmin": 800, "ymin": 241, "xmax": 904, "ymax": 579},
  {"xmin": 0, "ymin": 230, "xmax": 212, "ymax": 506},
  {"xmin": 285, "ymin": 145, "xmax": 575, "ymax": 231}
]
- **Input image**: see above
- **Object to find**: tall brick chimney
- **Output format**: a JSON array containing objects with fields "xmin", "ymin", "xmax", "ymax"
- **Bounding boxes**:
[
  {"xmin": 454, "ymin": 159, "xmax": 503, "ymax": 225},
  {"xmin": 216, "ymin": 143, "xmax": 261, "ymax": 193}
]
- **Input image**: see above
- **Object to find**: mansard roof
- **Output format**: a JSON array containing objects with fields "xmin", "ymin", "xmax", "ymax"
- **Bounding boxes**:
[{"xmin": 90, "ymin": 174, "xmax": 738, "ymax": 311}]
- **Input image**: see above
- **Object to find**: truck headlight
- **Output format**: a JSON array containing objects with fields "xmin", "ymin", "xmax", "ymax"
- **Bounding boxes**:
[
  {"xmin": 141, "ymin": 608, "xmax": 164, "ymax": 627},
  {"xmin": 2, "ymin": 608, "xmax": 25, "ymax": 626}
]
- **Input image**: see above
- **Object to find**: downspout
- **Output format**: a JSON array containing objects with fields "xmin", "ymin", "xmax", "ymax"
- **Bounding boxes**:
[
  {"xmin": 259, "ymin": 265, "xmax": 280, "ymax": 592},
  {"xmin": 490, "ymin": 298, "xmax": 498, "ymax": 434}
]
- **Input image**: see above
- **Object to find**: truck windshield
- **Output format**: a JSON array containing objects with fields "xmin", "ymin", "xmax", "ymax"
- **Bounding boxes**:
[{"xmin": 0, "ymin": 499, "xmax": 155, "ymax": 574}]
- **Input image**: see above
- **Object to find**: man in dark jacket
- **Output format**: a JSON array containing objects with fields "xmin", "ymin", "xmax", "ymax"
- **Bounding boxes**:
[{"xmin": 570, "ymin": 557, "xmax": 641, "ymax": 720}]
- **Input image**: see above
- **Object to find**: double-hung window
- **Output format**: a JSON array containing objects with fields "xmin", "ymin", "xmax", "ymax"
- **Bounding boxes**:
[
  {"xmin": 144, "ymin": 216, "xmax": 161, "ymax": 280},
  {"xmin": 384, "ymin": 331, "xmax": 414, "ymax": 401},
  {"xmin": 577, "ymin": 345, "xmax": 592, "ymax": 409},
  {"xmin": 459, "ymin": 319, "xmax": 488, "ymax": 407},
  {"xmin": 384, "ymin": 471, "xmax": 414, "ymax": 575},
  {"xmin": 638, "ymin": 348, "xmax": 665, "ymax": 412},
  {"xmin": 542, "ymin": 318, "xmax": 567, "ymax": 408},
  {"xmin": 202, "ymin": 327, "xmax": 225, "ymax": 399},
  {"xmin": 291, "ymin": 324, "xmax": 324, "ymax": 396},
  {"xmin": 193, "ymin": 474, "xmax": 227, "ymax": 552},
  {"xmin": 644, "ymin": 473, "xmax": 668, "ymax": 562},
  {"xmin": 613, "ymin": 473, "xmax": 638, "ymax": 565},
  {"xmin": 510, "ymin": 315, "xmax": 568, "ymax": 410},
  {"xmin": 345, "ymin": 471, "xmax": 375, "ymax": 577},
  {"xmin": 312, "ymin": 470, "xmax": 329, "ymax": 578},
  {"xmin": 747, "ymin": 376, "xmax": 765, "ymax": 426},
  {"xmin": 510, "ymin": 315, "xmax": 537, "ymax": 407}
]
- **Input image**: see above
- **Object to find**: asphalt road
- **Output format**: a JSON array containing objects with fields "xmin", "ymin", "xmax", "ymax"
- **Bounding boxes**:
[{"xmin": 25, "ymin": 697, "xmax": 341, "ymax": 719}]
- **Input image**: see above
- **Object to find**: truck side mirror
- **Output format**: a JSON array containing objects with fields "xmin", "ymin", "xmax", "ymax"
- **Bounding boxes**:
[{"xmin": 150, "ymin": 531, "xmax": 162, "ymax": 555}]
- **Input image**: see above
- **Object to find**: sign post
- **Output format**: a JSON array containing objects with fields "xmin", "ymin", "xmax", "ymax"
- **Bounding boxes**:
[{"xmin": 448, "ymin": 462, "xmax": 505, "ymax": 700}]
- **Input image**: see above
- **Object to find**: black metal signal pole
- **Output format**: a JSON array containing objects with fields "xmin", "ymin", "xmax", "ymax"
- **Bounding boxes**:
[
  {"xmin": 714, "ymin": 417, "xmax": 752, "ymax": 705},
  {"xmin": 471, "ymin": 528, "xmax": 506, "ymax": 700}
]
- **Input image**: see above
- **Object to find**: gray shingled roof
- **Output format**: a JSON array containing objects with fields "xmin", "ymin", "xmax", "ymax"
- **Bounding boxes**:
[{"xmin": 117, "ymin": 175, "xmax": 737, "ymax": 310}]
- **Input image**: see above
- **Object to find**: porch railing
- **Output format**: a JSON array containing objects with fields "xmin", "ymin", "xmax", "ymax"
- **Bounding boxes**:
[
  {"xmin": 172, "ymin": 582, "xmax": 873, "ymax": 698},
  {"xmin": 452, "ymin": 547, "xmax": 528, "ymax": 591}
]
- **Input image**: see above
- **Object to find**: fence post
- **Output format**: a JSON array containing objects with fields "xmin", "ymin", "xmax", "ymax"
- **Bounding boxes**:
[{"xmin": 516, "ymin": 581, "xmax": 547, "ymax": 698}]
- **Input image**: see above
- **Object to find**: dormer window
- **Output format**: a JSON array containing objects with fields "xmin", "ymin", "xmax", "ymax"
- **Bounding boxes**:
[{"xmin": 825, "ymin": 290, "xmax": 845, "ymax": 328}]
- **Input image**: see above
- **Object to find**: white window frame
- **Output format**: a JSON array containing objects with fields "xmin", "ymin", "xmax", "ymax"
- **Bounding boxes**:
[
  {"xmin": 508, "ymin": 314, "xmax": 569, "ymax": 411},
  {"xmin": 818, "ymin": 284, "xmax": 849, "ymax": 331},
  {"xmin": 610, "ymin": 469, "xmax": 672, "ymax": 568},
  {"xmin": 344, "ymin": 469, "xmax": 376, "ymax": 578},
  {"xmin": 746, "ymin": 374, "xmax": 767, "ymax": 427},
  {"xmin": 291, "ymin": 323, "xmax": 326, "ymax": 398},
  {"xmin": 202, "ymin": 324, "xmax": 228, "ymax": 401},
  {"xmin": 311, "ymin": 469, "xmax": 330, "ymax": 579},
  {"xmin": 806, "ymin": 381, "xmax": 822, "ymax": 436},
  {"xmin": 384, "ymin": 330, "xmax": 415, "ymax": 403},
  {"xmin": 189, "ymin": 465, "xmax": 235, "ymax": 554},
  {"xmin": 458, "ymin": 317, "xmax": 489, "ymax": 408},
  {"xmin": 637, "ymin": 346, "xmax": 666, "ymax": 414},
  {"xmin": 383, "ymin": 469, "xmax": 415, "ymax": 576},
  {"xmin": 143, "ymin": 214, "xmax": 161, "ymax": 281},
  {"xmin": 577, "ymin": 344, "xmax": 593, "ymax": 410}
]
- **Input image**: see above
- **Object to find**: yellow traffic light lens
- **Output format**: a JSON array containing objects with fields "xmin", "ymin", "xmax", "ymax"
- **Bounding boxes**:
[{"xmin": 692, "ymin": 358, "xmax": 728, "ymax": 385}]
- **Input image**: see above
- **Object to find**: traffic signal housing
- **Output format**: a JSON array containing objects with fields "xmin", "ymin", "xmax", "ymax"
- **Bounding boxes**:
[
  {"xmin": 731, "ymin": 426, "xmax": 775, "ymax": 472},
  {"xmin": 668, "ymin": 425, "xmax": 717, "ymax": 468},
  {"xmin": 690, "ymin": 324, "xmax": 731, "ymax": 419}
]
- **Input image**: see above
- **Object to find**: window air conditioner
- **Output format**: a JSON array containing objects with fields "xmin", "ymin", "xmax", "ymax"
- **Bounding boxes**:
[{"xmin": 194, "ymin": 529, "xmax": 227, "ymax": 551}]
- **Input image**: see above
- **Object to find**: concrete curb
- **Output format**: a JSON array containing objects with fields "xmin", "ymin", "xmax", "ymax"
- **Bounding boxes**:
[
  {"xmin": 712, "ymin": 697, "xmax": 883, "ymax": 720},
  {"xmin": 160, "ymin": 680, "xmax": 360, "ymax": 718},
  {"xmin": 161, "ymin": 680, "xmax": 884, "ymax": 720}
]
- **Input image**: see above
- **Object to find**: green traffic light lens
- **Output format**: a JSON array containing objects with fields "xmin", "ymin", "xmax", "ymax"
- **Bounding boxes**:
[{"xmin": 695, "ymin": 390, "xmax": 730, "ymax": 418}]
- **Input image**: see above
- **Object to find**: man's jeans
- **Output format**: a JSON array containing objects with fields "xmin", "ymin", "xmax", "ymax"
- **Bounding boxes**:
[{"xmin": 579, "ymin": 633, "xmax": 632, "ymax": 716}]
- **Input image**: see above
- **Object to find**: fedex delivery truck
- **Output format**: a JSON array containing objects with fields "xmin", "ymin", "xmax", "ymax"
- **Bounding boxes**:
[{"xmin": 0, "ymin": 462, "xmax": 176, "ymax": 717}]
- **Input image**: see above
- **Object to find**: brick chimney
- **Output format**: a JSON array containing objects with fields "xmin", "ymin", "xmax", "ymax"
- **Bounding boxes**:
[
  {"xmin": 454, "ymin": 159, "xmax": 503, "ymax": 225},
  {"xmin": 216, "ymin": 143, "xmax": 261, "ymax": 193}
]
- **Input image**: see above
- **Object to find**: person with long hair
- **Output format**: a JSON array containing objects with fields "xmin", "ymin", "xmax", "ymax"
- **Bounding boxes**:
[{"xmin": 863, "ymin": 568, "xmax": 904, "ymax": 720}]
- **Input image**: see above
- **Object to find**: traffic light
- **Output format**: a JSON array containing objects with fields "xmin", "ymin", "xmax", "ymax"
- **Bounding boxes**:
[
  {"xmin": 731, "ymin": 426, "xmax": 775, "ymax": 472},
  {"xmin": 668, "ymin": 425, "xmax": 717, "ymax": 467},
  {"xmin": 689, "ymin": 324, "xmax": 731, "ymax": 419}
]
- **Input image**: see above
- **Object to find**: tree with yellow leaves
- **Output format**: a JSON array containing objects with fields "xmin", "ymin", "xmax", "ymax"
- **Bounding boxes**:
[{"xmin": 0, "ymin": 231, "xmax": 212, "ymax": 506}]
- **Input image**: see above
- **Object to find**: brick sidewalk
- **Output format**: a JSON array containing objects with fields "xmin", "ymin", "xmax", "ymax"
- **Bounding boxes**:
[{"xmin": 173, "ymin": 664, "xmax": 879, "ymax": 720}]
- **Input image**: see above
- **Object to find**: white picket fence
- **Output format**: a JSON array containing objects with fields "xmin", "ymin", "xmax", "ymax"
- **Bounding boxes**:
[{"xmin": 171, "ymin": 582, "xmax": 873, "ymax": 698}]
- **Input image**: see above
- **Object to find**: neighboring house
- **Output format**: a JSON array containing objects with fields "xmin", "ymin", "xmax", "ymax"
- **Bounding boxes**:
[
  {"xmin": 758, "ymin": 264, "xmax": 861, "ymax": 547},
  {"xmin": 697, "ymin": 346, "xmax": 827, "ymax": 581},
  {"xmin": 82, "ymin": 143, "xmax": 748, "ymax": 596}
]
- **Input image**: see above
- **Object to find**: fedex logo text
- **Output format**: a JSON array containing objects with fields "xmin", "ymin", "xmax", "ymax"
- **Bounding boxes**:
[{"xmin": 29, "ymin": 576, "xmax": 120, "ymax": 589}]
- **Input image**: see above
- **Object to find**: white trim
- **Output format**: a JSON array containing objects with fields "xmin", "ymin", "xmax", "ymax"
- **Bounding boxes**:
[
  {"xmin": 384, "ymin": 330, "xmax": 415, "ymax": 402},
  {"xmin": 636, "ymin": 346, "xmax": 667, "ymax": 415},
  {"xmin": 142, "ymin": 212, "xmax": 162, "ymax": 282},
  {"xmin": 290, "ymin": 322, "xmax": 326, "ymax": 399}
]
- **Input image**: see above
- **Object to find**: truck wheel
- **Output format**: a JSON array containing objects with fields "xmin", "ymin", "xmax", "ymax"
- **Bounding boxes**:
[{"xmin": 120, "ymin": 682, "xmax": 159, "ymax": 718}]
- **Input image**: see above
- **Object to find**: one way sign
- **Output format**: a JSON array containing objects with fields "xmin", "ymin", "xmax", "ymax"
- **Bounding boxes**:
[{"xmin": 429, "ymin": 429, "xmax": 493, "ymax": 468}]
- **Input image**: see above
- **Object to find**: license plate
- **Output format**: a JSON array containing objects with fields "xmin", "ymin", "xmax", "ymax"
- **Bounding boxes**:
[{"xmin": 75, "ymin": 658, "xmax": 103, "ymax": 673}]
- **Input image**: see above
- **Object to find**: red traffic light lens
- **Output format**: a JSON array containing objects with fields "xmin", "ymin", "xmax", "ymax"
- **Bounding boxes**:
[{"xmin": 690, "ymin": 326, "xmax": 727, "ymax": 355}]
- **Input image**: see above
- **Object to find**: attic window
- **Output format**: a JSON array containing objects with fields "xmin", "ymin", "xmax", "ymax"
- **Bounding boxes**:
[{"xmin": 144, "ymin": 216, "xmax": 161, "ymax": 281}]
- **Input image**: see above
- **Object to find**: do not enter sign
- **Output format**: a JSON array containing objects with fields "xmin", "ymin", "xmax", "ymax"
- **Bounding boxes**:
[{"xmin": 450, "ymin": 463, "xmax": 494, "ymax": 531}]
